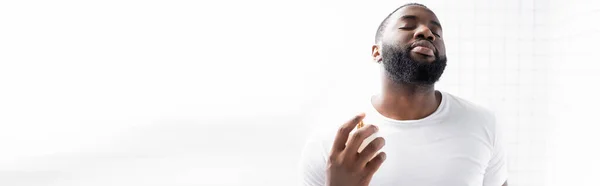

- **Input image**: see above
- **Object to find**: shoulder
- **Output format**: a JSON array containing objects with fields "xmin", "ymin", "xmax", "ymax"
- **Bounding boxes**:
[
  {"xmin": 442, "ymin": 91, "xmax": 500, "ymax": 142},
  {"xmin": 302, "ymin": 95, "xmax": 369, "ymax": 154},
  {"xmin": 307, "ymin": 93, "xmax": 369, "ymax": 136},
  {"xmin": 443, "ymin": 91, "xmax": 496, "ymax": 123}
]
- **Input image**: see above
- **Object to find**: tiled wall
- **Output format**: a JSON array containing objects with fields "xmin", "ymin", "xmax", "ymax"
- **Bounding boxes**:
[{"xmin": 432, "ymin": 0, "xmax": 551, "ymax": 185}]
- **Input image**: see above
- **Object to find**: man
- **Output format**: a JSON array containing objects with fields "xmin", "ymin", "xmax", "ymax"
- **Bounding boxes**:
[{"xmin": 299, "ymin": 3, "xmax": 508, "ymax": 186}]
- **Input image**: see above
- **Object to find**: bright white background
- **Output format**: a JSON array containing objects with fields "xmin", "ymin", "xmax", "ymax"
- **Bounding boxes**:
[{"xmin": 0, "ymin": 0, "xmax": 598, "ymax": 186}]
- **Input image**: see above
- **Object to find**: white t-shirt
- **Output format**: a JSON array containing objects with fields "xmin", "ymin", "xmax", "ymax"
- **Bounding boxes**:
[{"xmin": 298, "ymin": 91, "xmax": 507, "ymax": 186}]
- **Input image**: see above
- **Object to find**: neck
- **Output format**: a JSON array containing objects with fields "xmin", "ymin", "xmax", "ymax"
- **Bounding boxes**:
[{"xmin": 372, "ymin": 73, "xmax": 442, "ymax": 120}]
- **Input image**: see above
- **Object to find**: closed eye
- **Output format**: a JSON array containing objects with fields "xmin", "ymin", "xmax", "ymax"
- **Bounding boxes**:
[{"xmin": 400, "ymin": 27, "xmax": 441, "ymax": 38}]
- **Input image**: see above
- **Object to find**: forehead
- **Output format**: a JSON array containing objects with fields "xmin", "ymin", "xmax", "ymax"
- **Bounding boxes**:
[{"xmin": 390, "ymin": 5, "xmax": 440, "ymax": 24}]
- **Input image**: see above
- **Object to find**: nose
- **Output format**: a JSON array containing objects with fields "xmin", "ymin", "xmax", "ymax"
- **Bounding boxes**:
[{"xmin": 413, "ymin": 25, "xmax": 435, "ymax": 41}]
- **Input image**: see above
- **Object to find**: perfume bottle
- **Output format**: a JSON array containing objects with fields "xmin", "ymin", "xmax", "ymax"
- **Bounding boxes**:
[{"xmin": 348, "ymin": 113, "xmax": 383, "ymax": 161}]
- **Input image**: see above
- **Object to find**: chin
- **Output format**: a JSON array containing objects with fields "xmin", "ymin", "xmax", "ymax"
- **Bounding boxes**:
[{"xmin": 409, "ymin": 54, "xmax": 435, "ymax": 63}]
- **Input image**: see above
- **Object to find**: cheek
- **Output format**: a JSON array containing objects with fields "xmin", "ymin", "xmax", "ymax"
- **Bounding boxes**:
[
  {"xmin": 400, "ymin": 34, "xmax": 414, "ymax": 43},
  {"xmin": 388, "ymin": 32, "xmax": 414, "ymax": 45},
  {"xmin": 437, "ymin": 42, "xmax": 446, "ymax": 56}
]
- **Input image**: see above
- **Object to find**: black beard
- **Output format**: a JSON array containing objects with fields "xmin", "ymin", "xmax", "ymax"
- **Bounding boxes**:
[{"xmin": 381, "ymin": 42, "xmax": 447, "ymax": 86}]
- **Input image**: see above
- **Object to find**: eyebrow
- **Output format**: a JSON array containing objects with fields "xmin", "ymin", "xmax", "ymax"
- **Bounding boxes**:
[{"xmin": 399, "ymin": 15, "xmax": 443, "ymax": 30}]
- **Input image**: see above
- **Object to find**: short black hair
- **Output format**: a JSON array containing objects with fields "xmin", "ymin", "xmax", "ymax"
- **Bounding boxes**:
[{"xmin": 374, "ymin": 3, "xmax": 429, "ymax": 44}]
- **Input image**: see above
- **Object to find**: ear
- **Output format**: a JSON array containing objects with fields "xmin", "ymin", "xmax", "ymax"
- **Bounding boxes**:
[{"xmin": 371, "ymin": 44, "xmax": 382, "ymax": 63}]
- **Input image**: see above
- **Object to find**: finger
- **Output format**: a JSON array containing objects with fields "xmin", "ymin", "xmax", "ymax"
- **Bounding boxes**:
[
  {"xmin": 357, "ymin": 137, "xmax": 385, "ymax": 165},
  {"xmin": 331, "ymin": 113, "xmax": 366, "ymax": 154},
  {"xmin": 365, "ymin": 152, "xmax": 386, "ymax": 175},
  {"xmin": 344, "ymin": 124, "xmax": 378, "ymax": 157}
]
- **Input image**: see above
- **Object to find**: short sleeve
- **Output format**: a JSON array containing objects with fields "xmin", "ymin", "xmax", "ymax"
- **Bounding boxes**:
[
  {"xmin": 483, "ymin": 114, "xmax": 508, "ymax": 186},
  {"xmin": 298, "ymin": 132, "xmax": 329, "ymax": 186}
]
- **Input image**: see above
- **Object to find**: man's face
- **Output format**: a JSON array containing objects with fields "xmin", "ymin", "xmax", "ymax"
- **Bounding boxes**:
[{"xmin": 374, "ymin": 5, "xmax": 447, "ymax": 85}]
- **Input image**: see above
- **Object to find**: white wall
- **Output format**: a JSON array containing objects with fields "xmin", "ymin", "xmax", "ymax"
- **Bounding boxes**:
[
  {"xmin": 0, "ymin": 0, "xmax": 597, "ymax": 186},
  {"xmin": 546, "ymin": 0, "xmax": 600, "ymax": 186}
]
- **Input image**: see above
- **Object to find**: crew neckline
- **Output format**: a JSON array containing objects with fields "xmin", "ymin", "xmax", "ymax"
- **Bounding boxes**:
[{"xmin": 366, "ymin": 90, "xmax": 448, "ymax": 125}]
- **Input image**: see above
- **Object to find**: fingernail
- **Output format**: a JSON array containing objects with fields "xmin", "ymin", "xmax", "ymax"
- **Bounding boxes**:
[{"xmin": 381, "ymin": 153, "xmax": 386, "ymax": 160}]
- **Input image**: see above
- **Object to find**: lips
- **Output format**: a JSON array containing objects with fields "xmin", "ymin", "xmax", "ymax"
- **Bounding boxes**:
[
  {"xmin": 410, "ymin": 41, "xmax": 436, "ymax": 57},
  {"xmin": 412, "ymin": 46, "xmax": 434, "ymax": 56}
]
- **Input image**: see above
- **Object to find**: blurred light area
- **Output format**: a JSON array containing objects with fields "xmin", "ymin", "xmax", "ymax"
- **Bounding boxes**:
[{"xmin": 0, "ymin": 1, "xmax": 356, "ymax": 185}]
